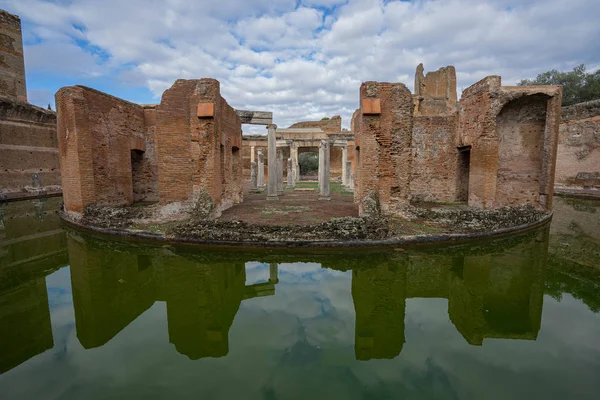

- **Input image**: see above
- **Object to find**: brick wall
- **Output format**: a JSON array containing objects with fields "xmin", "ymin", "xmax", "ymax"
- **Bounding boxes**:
[
  {"xmin": 555, "ymin": 100, "xmax": 600, "ymax": 190},
  {"xmin": 157, "ymin": 79, "xmax": 242, "ymax": 214},
  {"xmin": 288, "ymin": 115, "xmax": 342, "ymax": 133},
  {"xmin": 457, "ymin": 76, "xmax": 562, "ymax": 210},
  {"xmin": 55, "ymin": 86, "xmax": 149, "ymax": 213},
  {"xmin": 0, "ymin": 10, "xmax": 26, "ymax": 102},
  {"xmin": 410, "ymin": 115, "xmax": 459, "ymax": 202},
  {"xmin": 353, "ymin": 82, "xmax": 414, "ymax": 216},
  {"xmin": 0, "ymin": 97, "xmax": 58, "ymax": 199}
]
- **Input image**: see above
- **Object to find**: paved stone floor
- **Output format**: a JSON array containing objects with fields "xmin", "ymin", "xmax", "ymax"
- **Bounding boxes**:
[{"xmin": 218, "ymin": 181, "xmax": 358, "ymax": 226}]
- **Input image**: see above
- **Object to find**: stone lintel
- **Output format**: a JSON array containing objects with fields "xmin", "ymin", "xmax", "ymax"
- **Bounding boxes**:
[{"xmin": 236, "ymin": 110, "xmax": 273, "ymax": 125}]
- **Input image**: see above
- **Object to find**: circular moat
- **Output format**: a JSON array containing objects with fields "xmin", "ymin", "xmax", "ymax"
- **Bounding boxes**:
[{"xmin": 1, "ymin": 195, "xmax": 600, "ymax": 399}]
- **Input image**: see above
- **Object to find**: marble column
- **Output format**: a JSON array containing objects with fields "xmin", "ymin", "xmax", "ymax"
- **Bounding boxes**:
[
  {"xmin": 345, "ymin": 161, "xmax": 354, "ymax": 191},
  {"xmin": 318, "ymin": 140, "xmax": 331, "ymax": 200},
  {"xmin": 290, "ymin": 142, "xmax": 299, "ymax": 186},
  {"xmin": 250, "ymin": 161, "xmax": 258, "ymax": 192},
  {"xmin": 250, "ymin": 145, "xmax": 256, "ymax": 164},
  {"xmin": 342, "ymin": 144, "xmax": 348, "ymax": 186},
  {"xmin": 287, "ymin": 157, "xmax": 294, "ymax": 188},
  {"xmin": 257, "ymin": 148, "xmax": 265, "ymax": 188},
  {"xmin": 276, "ymin": 148, "xmax": 284, "ymax": 195},
  {"xmin": 267, "ymin": 124, "xmax": 278, "ymax": 200}
]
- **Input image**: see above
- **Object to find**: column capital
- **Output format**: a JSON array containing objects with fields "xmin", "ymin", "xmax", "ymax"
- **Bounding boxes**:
[{"xmin": 266, "ymin": 123, "xmax": 278, "ymax": 130}]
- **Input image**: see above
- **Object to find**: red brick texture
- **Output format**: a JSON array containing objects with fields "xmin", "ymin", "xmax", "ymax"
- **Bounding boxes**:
[
  {"xmin": 352, "ymin": 82, "xmax": 414, "ymax": 216},
  {"xmin": 55, "ymin": 86, "xmax": 149, "ymax": 212},
  {"xmin": 156, "ymin": 79, "xmax": 243, "ymax": 214},
  {"xmin": 57, "ymin": 79, "xmax": 243, "ymax": 215},
  {"xmin": 0, "ymin": 10, "xmax": 27, "ymax": 102},
  {"xmin": 457, "ymin": 77, "xmax": 562, "ymax": 210},
  {"xmin": 0, "ymin": 98, "xmax": 58, "ymax": 198}
]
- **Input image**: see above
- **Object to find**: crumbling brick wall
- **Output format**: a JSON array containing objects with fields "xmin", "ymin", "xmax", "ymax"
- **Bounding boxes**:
[
  {"xmin": 55, "ymin": 86, "xmax": 150, "ymax": 213},
  {"xmin": 409, "ymin": 115, "xmax": 459, "ymax": 202},
  {"xmin": 555, "ymin": 100, "xmax": 600, "ymax": 191},
  {"xmin": 0, "ymin": 9, "xmax": 60, "ymax": 201},
  {"xmin": 156, "ymin": 79, "xmax": 242, "ymax": 215},
  {"xmin": 0, "ymin": 98, "xmax": 59, "ymax": 199},
  {"xmin": 288, "ymin": 115, "xmax": 342, "ymax": 133},
  {"xmin": 352, "ymin": 82, "xmax": 414, "ymax": 216},
  {"xmin": 0, "ymin": 10, "xmax": 26, "ymax": 102},
  {"xmin": 457, "ymin": 76, "xmax": 562, "ymax": 210}
]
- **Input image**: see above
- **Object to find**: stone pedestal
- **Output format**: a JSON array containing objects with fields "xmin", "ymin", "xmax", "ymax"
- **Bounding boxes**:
[
  {"xmin": 287, "ymin": 157, "xmax": 295, "ymax": 188},
  {"xmin": 276, "ymin": 148, "xmax": 284, "ymax": 195},
  {"xmin": 318, "ymin": 140, "xmax": 331, "ymax": 200},
  {"xmin": 267, "ymin": 124, "xmax": 278, "ymax": 200},
  {"xmin": 257, "ymin": 149, "xmax": 265, "ymax": 188},
  {"xmin": 250, "ymin": 161, "xmax": 258, "ymax": 192}
]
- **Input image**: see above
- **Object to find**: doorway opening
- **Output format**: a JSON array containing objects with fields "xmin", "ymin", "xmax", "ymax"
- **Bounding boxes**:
[{"xmin": 456, "ymin": 146, "xmax": 471, "ymax": 203}]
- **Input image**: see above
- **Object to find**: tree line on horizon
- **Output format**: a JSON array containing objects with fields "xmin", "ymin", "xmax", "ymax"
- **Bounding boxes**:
[{"xmin": 518, "ymin": 64, "xmax": 600, "ymax": 106}]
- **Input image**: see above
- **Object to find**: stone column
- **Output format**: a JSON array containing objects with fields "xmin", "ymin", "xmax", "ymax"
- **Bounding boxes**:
[
  {"xmin": 318, "ymin": 140, "xmax": 331, "ymax": 200},
  {"xmin": 250, "ymin": 145, "xmax": 256, "ymax": 164},
  {"xmin": 250, "ymin": 161, "xmax": 258, "ymax": 192},
  {"xmin": 290, "ymin": 142, "xmax": 299, "ymax": 186},
  {"xmin": 276, "ymin": 148, "xmax": 284, "ymax": 195},
  {"xmin": 296, "ymin": 163, "xmax": 300, "ymax": 182},
  {"xmin": 342, "ymin": 144, "xmax": 348, "ymax": 186},
  {"xmin": 287, "ymin": 157, "xmax": 294, "ymax": 188},
  {"xmin": 345, "ymin": 161, "xmax": 354, "ymax": 191},
  {"xmin": 257, "ymin": 148, "xmax": 265, "ymax": 188},
  {"xmin": 267, "ymin": 124, "xmax": 278, "ymax": 200}
]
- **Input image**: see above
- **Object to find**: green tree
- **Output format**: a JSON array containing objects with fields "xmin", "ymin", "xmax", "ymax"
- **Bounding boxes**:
[
  {"xmin": 518, "ymin": 64, "xmax": 600, "ymax": 106},
  {"xmin": 299, "ymin": 152, "xmax": 318, "ymax": 175}
]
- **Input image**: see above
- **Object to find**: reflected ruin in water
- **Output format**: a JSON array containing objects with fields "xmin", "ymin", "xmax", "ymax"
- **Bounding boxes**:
[{"xmin": 1, "ymin": 196, "xmax": 600, "ymax": 398}]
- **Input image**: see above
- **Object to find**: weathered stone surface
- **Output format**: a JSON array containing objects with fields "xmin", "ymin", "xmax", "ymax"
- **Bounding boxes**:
[
  {"xmin": 318, "ymin": 140, "xmax": 331, "ymax": 200},
  {"xmin": 555, "ymin": 100, "xmax": 600, "ymax": 191},
  {"xmin": 250, "ymin": 161, "xmax": 258, "ymax": 191},
  {"xmin": 56, "ymin": 79, "xmax": 242, "ymax": 217},
  {"xmin": 0, "ymin": 10, "xmax": 26, "ymax": 102},
  {"xmin": 352, "ymin": 81, "xmax": 414, "ymax": 215},
  {"xmin": 267, "ymin": 124, "xmax": 278, "ymax": 200}
]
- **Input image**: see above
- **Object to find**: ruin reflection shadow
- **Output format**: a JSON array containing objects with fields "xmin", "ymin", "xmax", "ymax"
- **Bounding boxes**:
[
  {"xmin": 65, "ymin": 226, "xmax": 549, "ymax": 363},
  {"xmin": 350, "ymin": 227, "xmax": 548, "ymax": 359}
]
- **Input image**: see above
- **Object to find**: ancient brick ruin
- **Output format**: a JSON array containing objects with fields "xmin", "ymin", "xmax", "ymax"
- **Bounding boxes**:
[
  {"xmin": 56, "ymin": 79, "xmax": 243, "ymax": 216},
  {"xmin": 555, "ymin": 100, "xmax": 600, "ymax": 193},
  {"xmin": 0, "ymin": 10, "xmax": 59, "ymax": 200},
  {"xmin": 352, "ymin": 65, "xmax": 563, "ymax": 216}
]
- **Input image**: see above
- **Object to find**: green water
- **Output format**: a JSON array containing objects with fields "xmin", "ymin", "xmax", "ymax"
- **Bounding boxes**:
[{"xmin": 1, "ymin": 197, "xmax": 600, "ymax": 399}]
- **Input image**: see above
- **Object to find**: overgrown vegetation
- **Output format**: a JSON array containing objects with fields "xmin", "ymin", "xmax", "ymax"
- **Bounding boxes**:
[
  {"xmin": 518, "ymin": 64, "xmax": 600, "ymax": 106},
  {"xmin": 299, "ymin": 152, "xmax": 318, "ymax": 175}
]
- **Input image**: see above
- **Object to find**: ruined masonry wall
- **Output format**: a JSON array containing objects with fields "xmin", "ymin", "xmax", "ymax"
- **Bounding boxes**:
[
  {"xmin": 157, "ymin": 79, "xmax": 242, "ymax": 215},
  {"xmin": 288, "ymin": 115, "xmax": 342, "ymax": 133},
  {"xmin": 0, "ymin": 99, "xmax": 58, "ymax": 199},
  {"xmin": 353, "ymin": 82, "xmax": 413, "ymax": 216},
  {"xmin": 0, "ymin": 10, "xmax": 26, "ymax": 102},
  {"xmin": 410, "ymin": 115, "xmax": 459, "ymax": 202},
  {"xmin": 555, "ymin": 100, "xmax": 600, "ymax": 190},
  {"xmin": 55, "ymin": 86, "xmax": 149, "ymax": 213}
]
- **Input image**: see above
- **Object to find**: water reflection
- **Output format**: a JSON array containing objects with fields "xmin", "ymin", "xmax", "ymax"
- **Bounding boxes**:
[
  {"xmin": 0, "ymin": 196, "xmax": 600, "ymax": 383},
  {"xmin": 0, "ymin": 198, "xmax": 66, "ymax": 373}
]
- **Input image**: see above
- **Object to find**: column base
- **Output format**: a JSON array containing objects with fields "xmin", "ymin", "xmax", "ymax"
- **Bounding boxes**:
[
  {"xmin": 267, "ymin": 194, "xmax": 279, "ymax": 201},
  {"xmin": 318, "ymin": 195, "xmax": 331, "ymax": 201}
]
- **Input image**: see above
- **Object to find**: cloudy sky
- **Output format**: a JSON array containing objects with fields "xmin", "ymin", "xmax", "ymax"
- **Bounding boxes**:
[{"xmin": 3, "ymin": 0, "xmax": 599, "ymax": 131}]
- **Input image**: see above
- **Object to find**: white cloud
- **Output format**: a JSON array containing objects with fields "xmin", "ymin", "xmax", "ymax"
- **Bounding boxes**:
[{"xmin": 3, "ymin": 0, "xmax": 599, "ymax": 128}]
